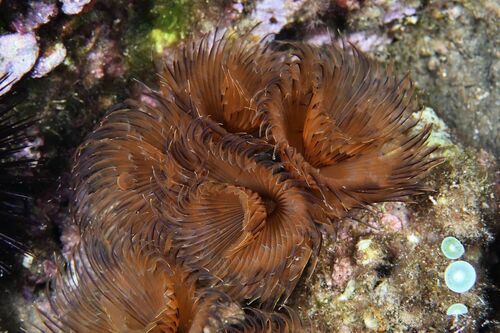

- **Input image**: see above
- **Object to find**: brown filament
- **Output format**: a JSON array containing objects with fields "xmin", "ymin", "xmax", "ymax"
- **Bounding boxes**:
[
  {"xmin": 158, "ymin": 114, "xmax": 321, "ymax": 306},
  {"xmin": 39, "ymin": 233, "xmax": 183, "ymax": 332},
  {"xmin": 160, "ymin": 31, "xmax": 283, "ymax": 134},
  {"xmin": 38, "ymin": 229, "xmax": 304, "ymax": 332},
  {"xmin": 70, "ymin": 93, "xmax": 201, "ymax": 240},
  {"xmin": 263, "ymin": 43, "xmax": 441, "ymax": 218}
]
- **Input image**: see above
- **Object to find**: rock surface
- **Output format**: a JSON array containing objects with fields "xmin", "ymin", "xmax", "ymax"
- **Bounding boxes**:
[
  {"xmin": 0, "ymin": 0, "xmax": 497, "ymax": 332},
  {"xmin": 387, "ymin": 1, "xmax": 500, "ymax": 159}
]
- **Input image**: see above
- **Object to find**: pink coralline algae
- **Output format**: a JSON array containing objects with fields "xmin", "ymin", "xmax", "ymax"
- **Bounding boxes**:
[
  {"xmin": 0, "ymin": 33, "xmax": 39, "ymax": 96},
  {"xmin": 307, "ymin": 31, "xmax": 333, "ymax": 46},
  {"xmin": 331, "ymin": 257, "xmax": 355, "ymax": 289},
  {"xmin": 59, "ymin": 0, "xmax": 93, "ymax": 15},
  {"xmin": 383, "ymin": 3, "xmax": 417, "ymax": 24},
  {"xmin": 335, "ymin": 0, "xmax": 361, "ymax": 11},
  {"xmin": 32, "ymin": 43, "xmax": 67, "ymax": 78},
  {"xmin": 250, "ymin": 0, "xmax": 306, "ymax": 37},
  {"xmin": 378, "ymin": 203, "xmax": 410, "ymax": 233},
  {"xmin": 83, "ymin": 37, "xmax": 127, "ymax": 87},
  {"xmin": 344, "ymin": 31, "xmax": 391, "ymax": 53},
  {"xmin": 11, "ymin": 0, "xmax": 58, "ymax": 33},
  {"xmin": 0, "ymin": 0, "xmax": 71, "ymax": 94}
]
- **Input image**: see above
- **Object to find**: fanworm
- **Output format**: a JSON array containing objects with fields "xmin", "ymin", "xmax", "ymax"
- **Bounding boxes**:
[{"xmin": 37, "ymin": 31, "xmax": 440, "ymax": 332}]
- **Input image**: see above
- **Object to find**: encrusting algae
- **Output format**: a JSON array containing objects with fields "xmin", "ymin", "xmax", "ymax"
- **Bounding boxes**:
[{"xmin": 36, "ymin": 31, "xmax": 440, "ymax": 332}]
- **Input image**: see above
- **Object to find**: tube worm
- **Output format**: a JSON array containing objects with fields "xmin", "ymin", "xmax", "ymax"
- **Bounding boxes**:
[
  {"xmin": 39, "ymin": 31, "xmax": 441, "ymax": 333},
  {"xmin": 38, "ymin": 228, "xmax": 305, "ymax": 332},
  {"xmin": 163, "ymin": 115, "xmax": 320, "ymax": 306},
  {"xmin": 39, "ymin": 234, "xmax": 184, "ymax": 332},
  {"xmin": 71, "ymin": 98, "xmax": 179, "ymax": 237},
  {"xmin": 160, "ymin": 31, "xmax": 282, "ymax": 134},
  {"xmin": 263, "ymin": 44, "xmax": 441, "ymax": 218},
  {"xmin": 72, "ymin": 90, "xmax": 320, "ymax": 307}
]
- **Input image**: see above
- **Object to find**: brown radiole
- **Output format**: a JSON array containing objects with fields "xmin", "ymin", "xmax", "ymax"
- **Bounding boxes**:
[
  {"xmin": 38, "ymin": 32, "xmax": 439, "ymax": 332},
  {"xmin": 160, "ymin": 31, "xmax": 282, "ymax": 134},
  {"xmin": 38, "ymin": 229, "xmax": 303, "ymax": 332},
  {"xmin": 263, "ymin": 44, "xmax": 440, "ymax": 218},
  {"xmin": 163, "ymin": 117, "xmax": 320, "ymax": 305}
]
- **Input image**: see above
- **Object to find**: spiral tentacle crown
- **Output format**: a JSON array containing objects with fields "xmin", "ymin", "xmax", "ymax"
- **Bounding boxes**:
[{"xmin": 38, "ymin": 32, "xmax": 440, "ymax": 332}]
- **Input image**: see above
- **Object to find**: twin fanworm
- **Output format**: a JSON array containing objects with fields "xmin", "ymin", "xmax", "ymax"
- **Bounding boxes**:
[{"xmin": 38, "ymin": 32, "xmax": 440, "ymax": 332}]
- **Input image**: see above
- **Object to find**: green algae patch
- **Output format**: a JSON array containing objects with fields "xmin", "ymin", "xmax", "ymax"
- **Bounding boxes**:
[
  {"xmin": 150, "ymin": 0, "xmax": 193, "ymax": 50},
  {"xmin": 123, "ymin": 0, "xmax": 194, "ymax": 78}
]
